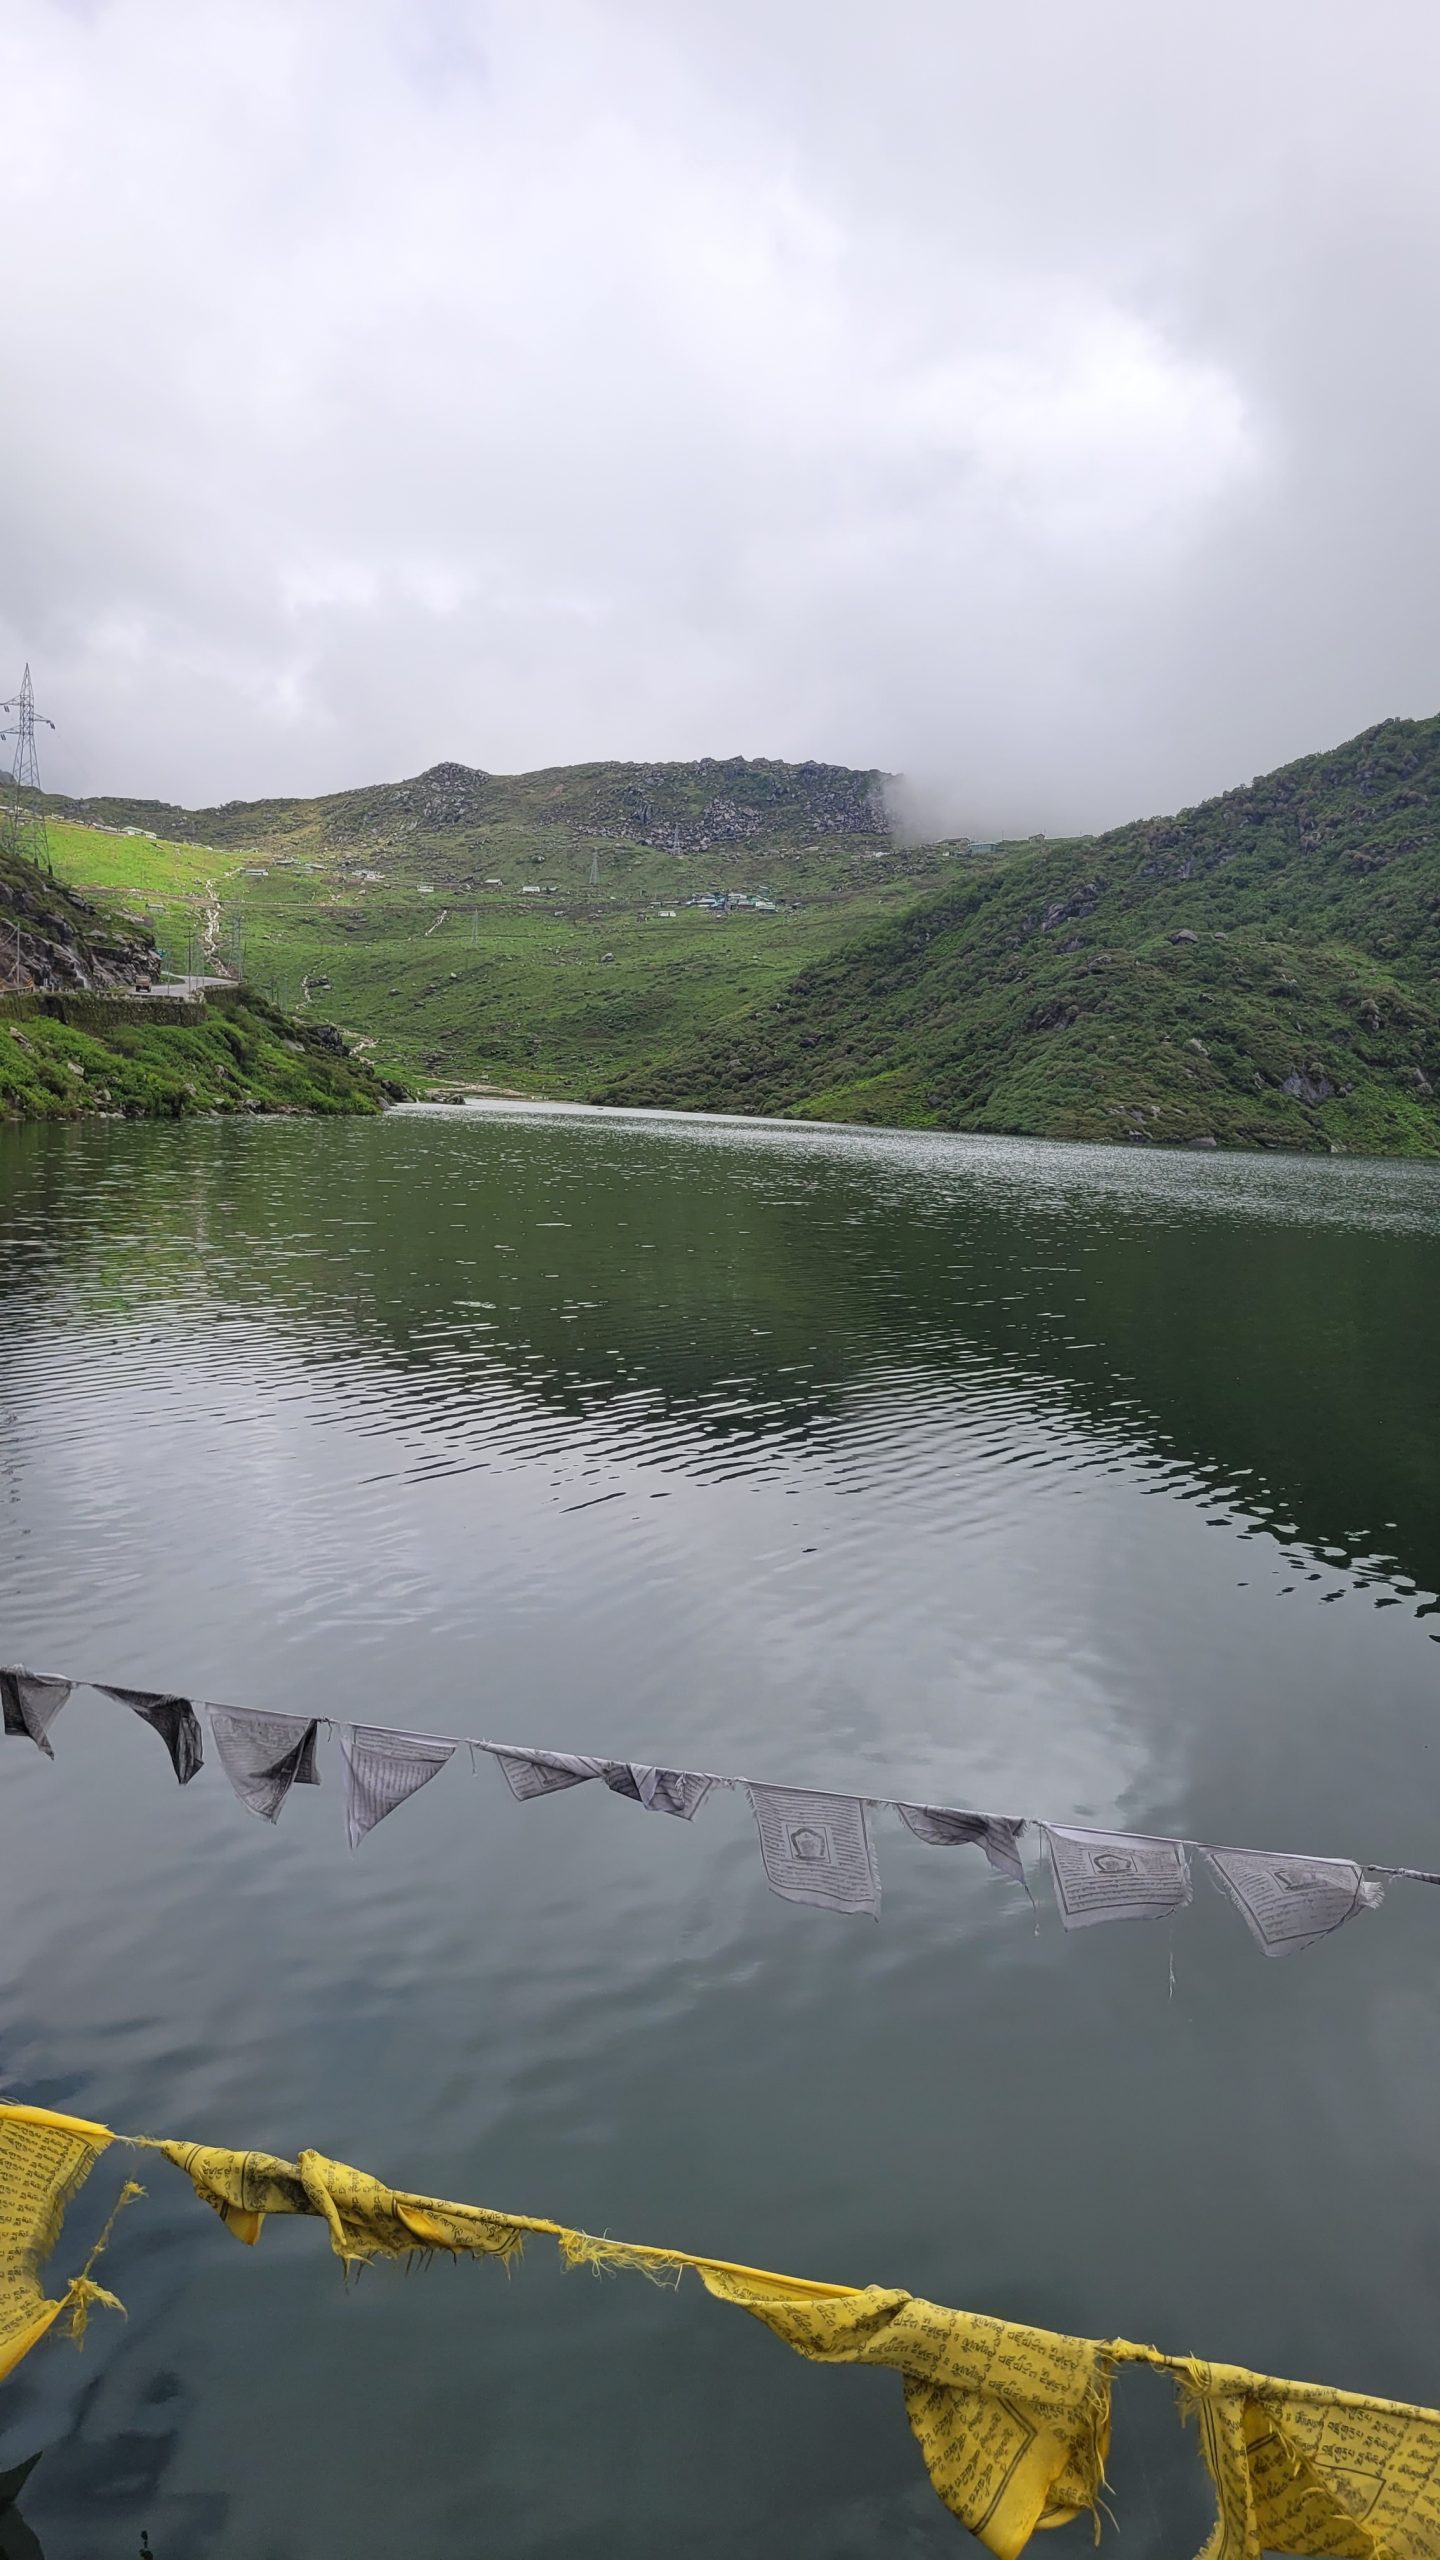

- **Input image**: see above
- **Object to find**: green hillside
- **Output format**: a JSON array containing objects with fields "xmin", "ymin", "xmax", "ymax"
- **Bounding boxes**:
[
  {"xmin": 27, "ymin": 716, "xmax": 1440, "ymax": 1151},
  {"xmin": 0, "ymin": 840, "xmax": 397, "ymax": 1122},
  {"xmin": 34, "ymin": 757, "xmax": 946, "ymax": 1090},
  {"xmin": 0, "ymin": 818, "xmax": 163, "ymax": 994},
  {"xmin": 600, "ymin": 714, "xmax": 1440, "ymax": 1154}
]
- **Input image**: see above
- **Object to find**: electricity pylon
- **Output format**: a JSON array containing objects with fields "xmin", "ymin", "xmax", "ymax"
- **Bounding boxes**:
[{"xmin": 0, "ymin": 667, "xmax": 56, "ymax": 876}]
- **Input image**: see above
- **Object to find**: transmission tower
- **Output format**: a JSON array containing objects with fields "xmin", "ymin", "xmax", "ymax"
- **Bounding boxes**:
[{"xmin": 0, "ymin": 667, "xmax": 56, "ymax": 876}]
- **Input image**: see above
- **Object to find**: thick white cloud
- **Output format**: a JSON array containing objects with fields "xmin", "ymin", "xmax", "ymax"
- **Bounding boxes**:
[{"xmin": 1, "ymin": 0, "xmax": 1436, "ymax": 827}]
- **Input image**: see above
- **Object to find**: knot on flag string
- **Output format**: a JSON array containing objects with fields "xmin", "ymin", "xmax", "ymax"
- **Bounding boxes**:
[{"xmin": 60, "ymin": 2275, "xmax": 127, "ymax": 2348}]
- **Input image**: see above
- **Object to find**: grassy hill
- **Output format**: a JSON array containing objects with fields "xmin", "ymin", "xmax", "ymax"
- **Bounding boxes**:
[
  {"xmin": 0, "ymin": 839, "xmax": 397, "ymax": 1122},
  {"xmin": 0, "ymin": 820, "xmax": 163, "ymax": 993},
  {"xmin": 599, "ymin": 714, "xmax": 1440, "ymax": 1155},
  {"xmin": 31, "ymin": 756, "xmax": 949, "ymax": 1091},
  {"xmin": 25, "ymin": 716, "xmax": 1440, "ymax": 1151}
]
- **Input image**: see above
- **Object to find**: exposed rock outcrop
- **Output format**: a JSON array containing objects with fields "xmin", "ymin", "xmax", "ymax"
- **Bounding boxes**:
[{"xmin": 0, "ymin": 838, "xmax": 160, "ymax": 992}]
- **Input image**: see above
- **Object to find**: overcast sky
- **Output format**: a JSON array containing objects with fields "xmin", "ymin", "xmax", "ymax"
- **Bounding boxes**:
[{"xmin": 2, "ymin": 0, "xmax": 1438, "ymax": 830}]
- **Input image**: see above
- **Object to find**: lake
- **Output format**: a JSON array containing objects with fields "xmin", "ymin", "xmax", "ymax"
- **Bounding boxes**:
[{"xmin": 2, "ymin": 1102, "xmax": 1438, "ymax": 2558}]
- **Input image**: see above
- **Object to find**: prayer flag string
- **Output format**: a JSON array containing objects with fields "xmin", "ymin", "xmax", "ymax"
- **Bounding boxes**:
[
  {"xmin": 3, "ymin": 1659, "xmax": 1437, "ymax": 1962},
  {"xmin": 2, "ymin": 2098, "xmax": 1437, "ymax": 2559}
]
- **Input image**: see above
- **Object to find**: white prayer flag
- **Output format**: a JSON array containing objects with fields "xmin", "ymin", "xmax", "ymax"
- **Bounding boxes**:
[
  {"xmin": 602, "ymin": 1762, "xmax": 713, "ymax": 1820},
  {"xmin": 489, "ymin": 1747, "xmax": 711, "ymax": 1818},
  {"xmin": 635, "ymin": 1766, "xmax": 713, "ymax": 1821},
  {"xmin": 1203, "ymin": 1846, "xmax": 1384, "ymax": 1957},
  {"xmin": 489, "ymin": 1746, "xmax": 605, "ymax": 1802},
  {"xmin": 0, "ymin": 1668, "xmax": 72, "ymax": 1759},
  {"xmin": 1044, "ymin": 1825, "xmax": 1192, "ymax": 1928},
  {"xmin": 210, "ymin": 1705, "xmax": 321, "ymax": 1823},
  {"xmin": 748, "ymin": 1785, "xmax": 880, "ymax": 1919},
  {"xmin": 95, "ymin": 1684, "xmax": 205, "ymax": 1786},
  {"xmin": 343, "ymin": 1725, "xmax": 454, "ymax": 1848},
  {"xmin": 897, "ymin": 1802, "xmax": 1027, "ymax": 1885}
]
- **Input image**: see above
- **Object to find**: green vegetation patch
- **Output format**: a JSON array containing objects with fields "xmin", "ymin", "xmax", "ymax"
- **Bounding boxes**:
[
  {"xmin": 0, "ymin": 992, "xmax": 396, "ymax": 1122},
  {"xmin": 38, "ymin": 759, "xmax": 938, "ymax": 1093},
  {"xmin": 26, "ymin": 714, "xmax": 1440, "ymax": 1152},
  {"xmin": 601, "ymin": 713, "xmax": 1440, "ymax": 1155}
]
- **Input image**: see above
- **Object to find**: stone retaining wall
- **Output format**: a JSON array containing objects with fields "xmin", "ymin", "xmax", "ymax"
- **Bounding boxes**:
[{"xmin": 0, "ymin": 990, "xmax": 208, "ymax": 1030}]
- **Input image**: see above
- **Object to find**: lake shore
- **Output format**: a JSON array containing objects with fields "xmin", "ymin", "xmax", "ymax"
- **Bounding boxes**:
[{"xmin": 0, "ymin": 988, "xmax": 403, "ymax": 1121}]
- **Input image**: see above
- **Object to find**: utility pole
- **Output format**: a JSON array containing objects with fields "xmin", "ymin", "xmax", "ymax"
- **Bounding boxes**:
[{"xmin": 0, "ymin": 666, "xmax": 56, "ymax": 876}]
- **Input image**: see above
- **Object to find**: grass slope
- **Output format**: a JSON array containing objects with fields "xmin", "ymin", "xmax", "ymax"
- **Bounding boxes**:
[
  {"xmin": 0, "ymin": 993, "xmax": 395, "ymax": 1122},
  {"xmin": 0, "ymin": 843, "xmax": 397, "ymax": 1122},
  {"xmin": 0, "ymin": 823, "xmax": 161, "ymax": 992},
  {"xmin": 35, "ymin": 757, "xmax": 946, "ymax": 1091},
  {"xmin": 601, "ymin": 713, "xmax": 1440, "ymax": 1154}
]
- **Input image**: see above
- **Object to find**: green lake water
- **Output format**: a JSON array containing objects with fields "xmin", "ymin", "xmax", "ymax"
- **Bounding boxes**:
[{"xmin": 1, "ymin": 1102, "xmax": 1438, "ymax": 2557}]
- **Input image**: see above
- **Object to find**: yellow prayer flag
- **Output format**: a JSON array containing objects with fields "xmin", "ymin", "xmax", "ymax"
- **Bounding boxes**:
[
  {"xmin": 1159, "ymin": 2354, "xmax": 1440, "ymax": 2560},
  {"xmin": 156, "ymin": 2139, "xmax": 309, "ymax": 2247},
  {"xmin": 697, "ymin": 2269, "xmax": 1110, "ymax": 2560},
  {"xmin": 0, "ymin": 2102, "xmax": 119, "ymax": 2382},
  {"xmin": 156, "ymin": 2138, "xmax": 533, "ymax": 2266},
  {"xmin": 12, "ymin": 2102, "xmax": 1440, "ymax": 2559}
]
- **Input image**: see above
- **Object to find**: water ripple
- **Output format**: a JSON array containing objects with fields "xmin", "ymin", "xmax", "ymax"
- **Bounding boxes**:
[{"xmin": 3, "ymin": 1110, "xmax": 1440, "ymax": 2558}]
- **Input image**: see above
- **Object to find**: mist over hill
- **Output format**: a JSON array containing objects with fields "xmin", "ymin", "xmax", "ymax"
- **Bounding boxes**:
[
  {"xmin": 602, "ymin": 713, "xmax": 1440, "ymax": 1156},
  {"xmin": 20, "ymin": 715, "xmax": 1440, "ymax": 1152}
]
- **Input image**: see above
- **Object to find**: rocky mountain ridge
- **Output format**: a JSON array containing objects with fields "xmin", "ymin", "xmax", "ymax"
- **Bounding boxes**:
[{"xmin": 35, "ymin": 752, "xmax": 893, "ymax": 860}]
